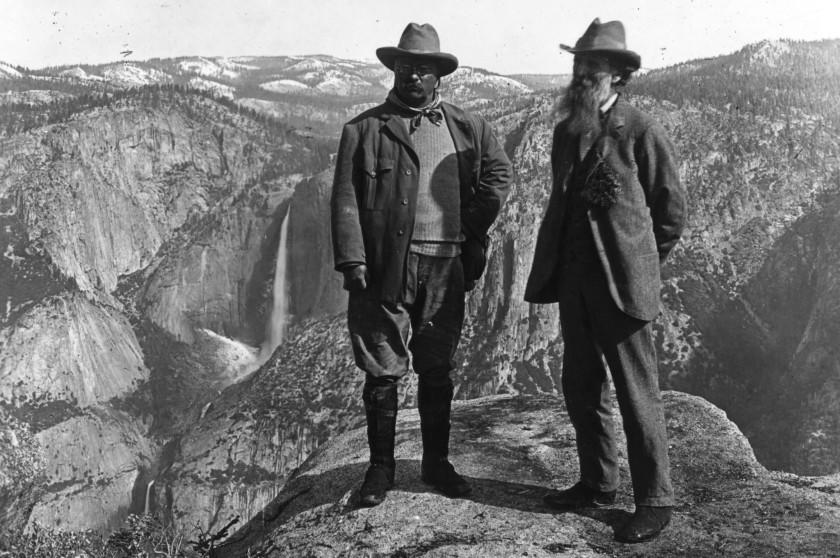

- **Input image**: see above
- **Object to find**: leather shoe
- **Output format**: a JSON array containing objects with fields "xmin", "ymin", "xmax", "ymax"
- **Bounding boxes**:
[
  {"xmin": 543, "ymin": 481, "xmax": 617, "ymax": 509},
  {"xmin": 421, "ymin": 458, "xmax": 472, "ymax": 497},
  {"xmin": 615, "ymin": 505, "xmax": 672, "ymax": 543}
]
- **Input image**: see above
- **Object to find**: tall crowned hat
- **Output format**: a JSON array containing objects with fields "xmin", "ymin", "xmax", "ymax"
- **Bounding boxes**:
[
  {"xmin": 376, "ymin": 23, "xmax": 459, "ymax": 76},
  {"xmin": 560, "ymin": 18, "xmax": 641, "ymax": 71}
]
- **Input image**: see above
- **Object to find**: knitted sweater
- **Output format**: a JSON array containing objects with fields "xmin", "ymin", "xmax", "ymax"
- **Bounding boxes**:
[{"xmin": 404, "ymin": 115, "xmax": 463, "ymax": 256}]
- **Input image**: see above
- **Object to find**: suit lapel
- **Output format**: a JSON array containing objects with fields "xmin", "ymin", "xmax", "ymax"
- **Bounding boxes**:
[
  {"xmin": 442, "ymin": 104, "xmax": 479, "ymax": 203},
  {"xmin": 603, "ymin": 98, "xmax": 626, "ymax": 143},
  {"xmin": 442, "ymin": 105, "xmax": 474, "ymax": 155},
  {"xmin": 380, "ymin": 113, "xmax": 417, "ymax": 162}
]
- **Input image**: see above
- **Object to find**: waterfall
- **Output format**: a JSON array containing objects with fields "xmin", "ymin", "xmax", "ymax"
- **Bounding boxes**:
[
  {"xmin": 144, "ymin": 480, "xmax": 155, "ymax": 515},
  {"xmin": 198, "ymin": 327, "xmax": 260, "ymax": 381},
  {"xmin": 261, "ymin": 210, "xmax": 291, "ymax": 360}
]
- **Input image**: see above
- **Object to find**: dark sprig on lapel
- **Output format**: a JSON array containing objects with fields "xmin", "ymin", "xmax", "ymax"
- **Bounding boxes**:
[{"xmin": 580, "ymin": 154, "xmax": 623, "ymax": 209}]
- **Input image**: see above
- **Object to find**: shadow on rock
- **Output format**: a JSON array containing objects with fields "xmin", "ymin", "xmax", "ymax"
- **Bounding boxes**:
[
  {"xmin": 211, "ymin": 456, "xmax": 631, "ymax": 556},
  {"xmin": 210, "ymin": 394, "xmax": 840, "ymax": 558}
]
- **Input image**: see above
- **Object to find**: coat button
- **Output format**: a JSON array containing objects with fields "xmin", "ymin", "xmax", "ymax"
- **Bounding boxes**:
[
  {"xmin": 401, "ymin": 198, "xmax": 408, "ymax": 205},
  {"xmin": 404, "ymin": 169, "xmax": 412, "ymax": 175},
  {"xmin": 397, "ymin": 229, "xmax": 404, "ymax": 236}
]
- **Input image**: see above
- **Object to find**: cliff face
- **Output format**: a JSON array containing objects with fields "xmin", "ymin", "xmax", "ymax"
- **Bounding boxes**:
[
  {"xmin": 456, "ymin": 95, "xmax": 562, "ymax": 397},
  {"xmin": 0, "ymin": 89, "xmax": 333, "ymax": 531},
  {"xmin": 28, "ymin": 409, "xmax": 155, "ymax": 532},
  {"xmin": 639, "ymin": 97, "xmax": 840, "ymax": 474},
  {"xmin": 210, "ymin": 392, "xmax": 840, "ymax": 558},
  {"xmin": 0, "ymin": 291, "xmax": 153, "ymax": 531},
  {"xmin": 785, "ymin": 204, "xmax": 840, "ymax": 472},
  {"xmin": 697, "ymin": 199, "xmax": 840, "ymax": 474},
  {"xmin": 4, "ymin": 106, "xmax": 217, "ymax": 296},
  {"xmin": 159, "ymin": 315, "xmax": 365, "ymax": 532},
  {"xmin": 286, "ymin": 172, "xmax": 346, "ymax": 321},
  {"xmin": 0, "ymin": 294, "xmax": 146, "ymax": 416}
]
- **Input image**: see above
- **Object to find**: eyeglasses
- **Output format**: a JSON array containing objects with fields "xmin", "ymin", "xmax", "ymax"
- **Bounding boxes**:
[{"xmin": 393, "ymin": 62, "xmax": 438, "ymax": 76}]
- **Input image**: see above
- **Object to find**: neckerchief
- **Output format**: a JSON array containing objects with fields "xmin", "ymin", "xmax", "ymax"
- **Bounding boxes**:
[{"xmin": 387, "ymin": 90, "xmax": 443, "ymax": 132}]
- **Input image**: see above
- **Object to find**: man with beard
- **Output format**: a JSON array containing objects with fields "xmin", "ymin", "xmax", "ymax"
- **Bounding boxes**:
[
  {"xmin": 331, "ymin": 23, "xmax": 511, "ymax": 507},
  {"xmin": 525, "ymin": 19, "xmax": 686, "ymax": 543}
]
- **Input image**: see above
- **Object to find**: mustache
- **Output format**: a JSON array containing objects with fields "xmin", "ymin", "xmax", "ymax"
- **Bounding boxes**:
[
  {"xmin": 396, "ymin": 77, "xmax": 427, "ymax": 91},
  {"xmin": 570, "ymin": 75, "xmax": 599, "ymax": 88},
  {"xmin": 560, "ymin": 81, "xmax": 600, "ymax": 114}
]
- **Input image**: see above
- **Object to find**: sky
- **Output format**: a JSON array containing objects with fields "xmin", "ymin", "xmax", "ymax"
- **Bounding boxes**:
[{"xmin": 2, "ymin": 0, "xmax": 839, "ymax": 74}]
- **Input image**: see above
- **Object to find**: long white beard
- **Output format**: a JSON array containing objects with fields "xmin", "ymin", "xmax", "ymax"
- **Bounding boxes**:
[{"xmin": 556, "ymin": 73, "xmax": 613, "ymax": 137}]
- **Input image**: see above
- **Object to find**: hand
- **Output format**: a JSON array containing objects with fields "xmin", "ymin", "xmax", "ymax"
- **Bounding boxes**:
[{"xmin": 342, "ymin": 264, "xmax": 369, "ymax": 291}]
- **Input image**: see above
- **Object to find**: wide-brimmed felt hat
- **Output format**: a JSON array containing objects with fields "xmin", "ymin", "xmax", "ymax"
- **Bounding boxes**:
[
  {"xmin": 560, "ymin": 18, "xmax": 641, "ymax": 71},
  {"xmin": 376, "ymin": 23, "xmax": 459, "ymax": 76}
]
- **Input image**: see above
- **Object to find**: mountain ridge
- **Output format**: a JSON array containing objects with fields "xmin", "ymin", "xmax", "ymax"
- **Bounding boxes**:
[{"xmin": 0, "ymin": 54, "xmax": 540, "ymax": 135}]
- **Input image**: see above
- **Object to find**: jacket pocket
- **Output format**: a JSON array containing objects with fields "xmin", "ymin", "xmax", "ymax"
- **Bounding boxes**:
[
  {"xmin": 363, "ymin": 159, "xmax": 394, "ymax": 210},
  {"xmin": 621, "ymin": 251, "xmax": 662, "ymax": 321},
  {"xmin": 461, "ymin": 232, "xmax": 489, "ymax": 284}
]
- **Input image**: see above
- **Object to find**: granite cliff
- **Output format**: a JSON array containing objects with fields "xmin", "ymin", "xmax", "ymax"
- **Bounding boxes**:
[{"xmin": 0, "ymin": 87, "xmax": 333, "ymax": 530}]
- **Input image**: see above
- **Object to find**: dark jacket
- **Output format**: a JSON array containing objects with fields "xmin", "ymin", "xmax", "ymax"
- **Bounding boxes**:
[
  {"xmin": 331, "ymin": 100, "xmax": 512, "ymax": 302},
  {"xmin": 524, "ymin": 96, "xmax": 686, "ymax": 321}
]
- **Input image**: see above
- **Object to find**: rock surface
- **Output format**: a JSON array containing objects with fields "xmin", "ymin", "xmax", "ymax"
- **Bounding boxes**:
[
  {"xmin": 212, "ymin": 392, "xmax": 840, "ymax": 558},
  {"xmin": 0, "ymin": 293, "xmax": 147, "ymax": 416},
  {"xmin": 0, "ymin": 292, "xmax": 153, "ymax": 531},
  {"xmin": 28, "ymin": 408, "xmax": 155, "ymax": 532}
]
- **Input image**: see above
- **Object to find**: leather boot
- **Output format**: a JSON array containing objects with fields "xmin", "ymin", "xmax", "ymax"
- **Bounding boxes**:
[
  {"xmin": 359, "ymin": 381, "xmax": 398, "ymax": 507},
  {"xmin": 418, "ymin": 378, "xmax": 471, "ymax": 497}
]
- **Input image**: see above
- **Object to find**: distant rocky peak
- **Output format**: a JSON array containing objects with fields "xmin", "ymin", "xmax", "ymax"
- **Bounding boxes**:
[
  {"xmin": 101, "ymin": 62, "xmax": 172, "ymax": 87},
  {"xmin": 747, "ymin": 39, "xmax": 793, "ymax": 67},
  {"xmin": 446, "ymin": 66, "xmax": 532, "ymax": 93},
  {"xmin": 58, "ymin": 66, "xmax": 102, "ymax": 81}
]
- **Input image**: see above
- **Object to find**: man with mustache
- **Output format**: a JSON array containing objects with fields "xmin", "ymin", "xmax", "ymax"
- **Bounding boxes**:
[
  {"xmin": 332, "ymin": 23, "xmax": 511, "ymax": 506},
  {"xmin": 525, "ymin": 19, "xmax": 686, "ymax": 543}
]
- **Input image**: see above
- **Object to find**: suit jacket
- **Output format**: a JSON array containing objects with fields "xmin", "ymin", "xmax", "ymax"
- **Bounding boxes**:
[
  {"xmin": 331, "ymin": 100, "xmax": 512, "ymax": 302},
  {"xmin": 524, "ymin": 96, "xmax": 686, "ymax": 321}
]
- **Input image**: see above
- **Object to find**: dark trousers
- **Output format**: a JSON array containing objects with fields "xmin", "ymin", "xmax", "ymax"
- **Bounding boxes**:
[
  {"xmin": 348, "ymin": 253, "xmax": 465, "ymax": 384},
  {"xmin": 558, "ymin": 260, "xmax": 674, "ymax": 507}
]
